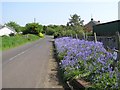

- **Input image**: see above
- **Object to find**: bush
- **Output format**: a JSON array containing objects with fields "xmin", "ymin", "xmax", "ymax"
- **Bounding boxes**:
[
  {"xmin": 9, "ymin": 33, "xmax": 15, "ymax": 36},
  {"xmin": 38, "ymin": 32, "xmax": 44, "ymax": 38},
  {"xmin": 46, "ymin": 27, "xmax": 55, "ymax": 35},
  {"xmin": 54, "ymin": 33, "xmax": 60, "ymax": 39},
  {"xmin": 24, "ymin": 23, "xmax": 43, "ymax": 35}
]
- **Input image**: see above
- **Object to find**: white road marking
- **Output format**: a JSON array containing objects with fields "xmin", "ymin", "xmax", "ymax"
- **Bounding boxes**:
[{"xmin": 3, "ymin": 42, "xmax": 41, "ymax": 65}]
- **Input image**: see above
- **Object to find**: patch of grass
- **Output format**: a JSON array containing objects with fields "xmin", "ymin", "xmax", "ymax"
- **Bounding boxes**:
[{"xmin": 1, "ymin": 34, "xmax": 40, "ymax": 50}]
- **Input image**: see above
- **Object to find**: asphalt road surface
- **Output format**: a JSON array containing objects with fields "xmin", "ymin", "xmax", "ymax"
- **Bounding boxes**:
[{"xmin": 2, "ymin": 36, "xmax": 54, "ymax": 88}]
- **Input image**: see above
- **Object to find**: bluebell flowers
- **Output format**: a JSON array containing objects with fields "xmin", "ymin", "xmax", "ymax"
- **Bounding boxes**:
[{"xmin": 55, "ymin": 37, "xmax": 118, "ymax": 89}]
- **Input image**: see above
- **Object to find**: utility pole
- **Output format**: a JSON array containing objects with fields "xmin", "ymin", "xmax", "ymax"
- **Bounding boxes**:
[
  {"xmin": 34, "ymin": 18, "xmax": 36, "ymax": 23},
  {"xmin": 91, "ymin": 13, "xmax": 93, "ymax": 19}
]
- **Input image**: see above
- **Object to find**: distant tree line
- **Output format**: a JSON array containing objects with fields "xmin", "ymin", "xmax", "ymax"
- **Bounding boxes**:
[
  {"xmin": 5, "ymin": 14, "xmax": 85, "ymax": 37},
  {"xmin": 5, "ymin": 21, "xmax": 43, "ymax": 35}
]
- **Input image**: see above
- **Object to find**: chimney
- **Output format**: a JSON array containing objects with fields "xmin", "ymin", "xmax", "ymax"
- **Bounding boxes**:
[{"xmin": 91, "ymin": 18, "xmax": 93, "ymax": 21}]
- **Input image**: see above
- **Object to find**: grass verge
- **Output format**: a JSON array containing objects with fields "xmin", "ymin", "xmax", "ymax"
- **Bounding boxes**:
[{"xmin": 1, "ymin": 34, "xmax": 40, "ymax": 51}]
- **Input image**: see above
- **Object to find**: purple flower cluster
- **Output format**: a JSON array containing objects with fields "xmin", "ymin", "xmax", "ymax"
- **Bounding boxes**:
[
  {"xmin": 55, "ymin": 37, "xmax": 118, "ymax": 88},
  {"xmin": 55, "ymin": 37, "xmax": 113, "ymax": 68}
]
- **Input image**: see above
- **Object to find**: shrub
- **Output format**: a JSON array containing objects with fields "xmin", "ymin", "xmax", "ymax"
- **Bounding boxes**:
[
  {"xmin": 54, "ymin": 32, "xmax": 60, "ymax": 38},
  {"xmin": 24, "ymin": 23, "xmax": 43, "ymax": 35},
  {"xmin": 39, "ymin": 32, "xmax": 44, "ymax": 38},
  {"xmin": 46, "ymin": 27, "xmax": 55, "ymax": 35},
  {"xmin": 9, "ymin": 33, "xmax": 15, "ymax": 36}
]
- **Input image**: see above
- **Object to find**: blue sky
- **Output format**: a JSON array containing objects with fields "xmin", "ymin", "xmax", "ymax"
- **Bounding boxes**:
[{"xmin": 1, "ymin": 1, "xmax": 119, "ymax": 26}]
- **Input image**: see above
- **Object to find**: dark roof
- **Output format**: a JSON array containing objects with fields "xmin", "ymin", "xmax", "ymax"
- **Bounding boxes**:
[
  {"xmin": 94, "ymin": 20, "xmax": 120, "ymax": 26},
  {"xmin": 85, "ymin": 18, "xmax": 100, "ymax": 27}
]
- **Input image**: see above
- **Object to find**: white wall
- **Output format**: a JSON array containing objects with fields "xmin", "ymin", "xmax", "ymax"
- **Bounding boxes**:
[{"xmin": 0, "ymin": 27, "xmax": 15, "ymax": 36}]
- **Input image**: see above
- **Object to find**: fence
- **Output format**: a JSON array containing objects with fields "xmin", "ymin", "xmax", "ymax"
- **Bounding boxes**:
[
  {"xmin": 58, "ymin": 32, "xmax": 120, "ymax": 61},
  {"xmin": 87, "ymin": 34, "xmax": 117, "ymax": 49},
  {"xmin": 57, "ymin": 31, "xmax": 120, "ymax": 60},
  {"xmin": 86, "ymin": 32, "xmax": 120, "ymax": 61},
  {"xmin": 57, "ymin": 31, "xmax": 120, "ymax": 86}
]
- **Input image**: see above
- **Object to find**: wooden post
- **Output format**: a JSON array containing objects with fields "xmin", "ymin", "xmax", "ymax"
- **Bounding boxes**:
[
  {"xmin": 76, "ymin": 34, "xmax": 78, "ymax": 39},
  {"xmin": 59, "ymin": 34, "xmax": 61, "ymax": 38},
  {"xmin": 85, "ymin": 33, "xmax": 88, "ymax": 41},
  {"xmin": 116, "ymin": 32, "xmax": 120, "ymax": 61},
  {"xmin": 71, "ymin": 34, "xmax": 73, "ymax": 38},
  {"xmin": 83, "ymin": 32, "xmax": 85, "ymax": 40},
  {"xmin": 94, "ymin": 32, "xmax": 97, "ymax": 42},
  {"xmin": 116, "ymin": 32, "xmax": 120, "ymax": 87}
]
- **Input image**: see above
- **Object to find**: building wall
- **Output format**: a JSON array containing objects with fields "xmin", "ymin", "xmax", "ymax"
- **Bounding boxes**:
[
  {"xmin": 93, "ymin": 20, "xmax": 120, "ymax": 36},
  {"xmin": 84, "ymin": 25, "xmax": 93, "ymax": 32},
  {"xmin": 0, "ymin": 27, "xmax": 15, "ymax": 36}
]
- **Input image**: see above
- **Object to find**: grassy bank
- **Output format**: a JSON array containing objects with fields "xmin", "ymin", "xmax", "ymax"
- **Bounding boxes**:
[{"xmin": 1, "ymin": 34, "xmax": 40, "ymax": 50}]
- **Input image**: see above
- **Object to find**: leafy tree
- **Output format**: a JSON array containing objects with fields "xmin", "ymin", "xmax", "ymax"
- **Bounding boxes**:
[
  {"xmin": 24, "ymin": 23, "xmax": 43, "ymax": 34},
  {"xmin": 67, "ymin": 14, "xmax": 84, "ymax": 31},
  {"xmin": 20, "ymin": 26, "xmax": 26, "ymax": 32},
  {"xmin": 5, "ymin": 21, "xmax": 21, "ymax": 32},
  {"xmin": 45, "ymin": 25, "xmax": 67, "ymax": 36},
  {"xmin": 42, "ymin": 25, "xmax": 47, "ymax": 34},
  {"xmin": 45, "ymin": 27, "xmax": 55, "ymax": 35}
]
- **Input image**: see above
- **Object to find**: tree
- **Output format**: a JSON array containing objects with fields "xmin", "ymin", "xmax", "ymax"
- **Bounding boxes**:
[
  {"xmin": 46, "ymin": 27, "xmax": 55, "ymax": 35},
  {"xmin": 5, "ymin": 21, "xmax": 21, "ymax": 32},
  {"xmin": 67, "ymin": 14, "xmax": 84, "ymax": 31},
  {"xmin": 24, "ymin": 23, "xmax": 43, "ymax": 34},
  {"xmin": 42, "ymin": 25, "xmax": 47, "ymax": 34}
]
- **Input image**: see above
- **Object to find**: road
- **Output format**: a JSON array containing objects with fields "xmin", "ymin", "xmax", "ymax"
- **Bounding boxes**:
[{"xmin": 2, "ymin": 36, "xmax": 54, "ymax": 88}]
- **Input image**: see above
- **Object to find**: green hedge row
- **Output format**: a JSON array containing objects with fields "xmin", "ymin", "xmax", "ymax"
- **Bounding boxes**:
[{"xmin": 1, "ymin": 34, "xmax": 40, "ymax": 50}]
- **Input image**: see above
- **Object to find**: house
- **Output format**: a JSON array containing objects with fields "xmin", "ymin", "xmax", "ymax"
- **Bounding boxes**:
[
  {"xmin": 84, "ymin": 18, "xmax": 100, "ymax": 33},
  {"xmin": 93, "ymin": 20, "xmax": 120, "ymax": 36},
  {"xmin": 0, "ymin": 24, "xmax": 16, "ymax": 36}
]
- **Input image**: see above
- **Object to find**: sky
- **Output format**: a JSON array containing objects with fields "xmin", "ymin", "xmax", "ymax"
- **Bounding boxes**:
[
  {"xmin": 118, "ymin": 1, "xmax": 120, "ymax": 20},
  {"xmin": 1, "ymin": 0, "xmax": 120, "ymax": 26}
]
